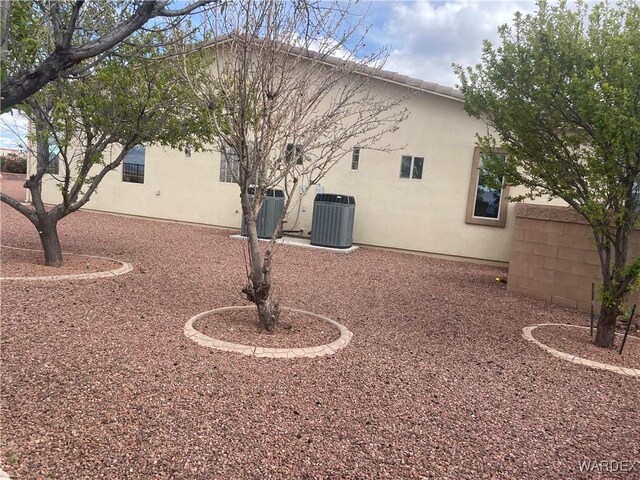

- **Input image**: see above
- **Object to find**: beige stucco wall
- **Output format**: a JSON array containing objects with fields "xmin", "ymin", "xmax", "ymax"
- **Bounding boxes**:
[
  {"xmin": 291, "ymin": 90, "xmax": 513, "ymax": 261},
  {"xmin": 35, "ymin": 144, "xmax": 244, "ymax": 227},
  {"xmin": 33, "ymin": 74, "xmax": 543, "ymax": 263}
]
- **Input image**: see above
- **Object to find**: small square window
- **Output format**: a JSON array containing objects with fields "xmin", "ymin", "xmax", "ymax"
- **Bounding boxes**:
[
  {"xmin": 351, "ymin": 147, "xmax": 360, "ymax": 171},
  {"xmin": 400, "ymin": 155, "xmax": 422, "ymax": 179},
  {"xmin": 413, "ymin": 157, "xmax": 424, "ymax": 179},
  {"xmin": 286, "ymin": 143, "xmax": 303, "ymax": 165},
  {"xmin": 400, "ymin": 156, "xmax": 412, "ymax": 178}
]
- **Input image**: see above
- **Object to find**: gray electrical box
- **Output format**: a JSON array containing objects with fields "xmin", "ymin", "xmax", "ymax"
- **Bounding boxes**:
[
  {"xmin": 310, "ymin": 193, "xmax": 356, "ymax": 248},
  {"xmin": 241, "ymin": 188, "xmax": 285, "ymax": 239}
]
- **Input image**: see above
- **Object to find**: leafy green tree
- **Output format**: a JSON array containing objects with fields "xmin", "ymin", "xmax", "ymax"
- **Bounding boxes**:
[
  {"xmin": 455, "ymin": 0, "xmax": 640, "ymax": 347},
  {"xmin": 1, "ymin": 0, "xmax": 216, "ymax": 111},
  {"xmin": 0, "ymin": 48, "xmax": 213, "ymax": 266}
]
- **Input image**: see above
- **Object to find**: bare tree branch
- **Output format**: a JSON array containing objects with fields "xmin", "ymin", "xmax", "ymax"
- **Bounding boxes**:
[{"xmin": 180, "ymin": 0, "xmax": 408, "ymax": 332}]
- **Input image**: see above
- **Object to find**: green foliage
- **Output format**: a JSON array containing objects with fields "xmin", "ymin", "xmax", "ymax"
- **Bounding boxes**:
[
  {"xmin": 2, "ymin": 1, "xmax": 221, "ymax": 112},
  {"xmin": 0, "ymin": 154, "xmax": 27, "ymax": 173},
  {"xmin": 5, "ymin": 451, "xmax": 18, "ymax": 465},
  {"xmin": 455, "ymin": 0, "xmax": 640, "ymax": 225},
  {"xmin": 2, "ymin": 1, "xmax": 42, "ymax": 84},
  {"xmin": 15, "ymin": 26, "xmax": 215, "ymax": 218},
  {"xmin": 455, "ymin": 0, "xmax": 640, "ymax": 319}
]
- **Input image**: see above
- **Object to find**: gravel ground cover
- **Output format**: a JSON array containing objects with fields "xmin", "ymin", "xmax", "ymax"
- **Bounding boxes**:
[
  {"xmin": 533, "ymin": 325, "xmax": 640, "ymax": 370},
  {"xmin": 194, "ymin": 309, "xmax": 340, "ymax": 348},
  {"xmin": 1, "ymin": 247, "xmax": 120, "ymax": 278},
  {"xmin": 1, "ymin": 177, "xmax": 639, "ymax": 479}
]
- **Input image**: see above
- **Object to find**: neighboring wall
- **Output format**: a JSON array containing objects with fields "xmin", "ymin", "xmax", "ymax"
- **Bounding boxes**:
[
  {"xmin": 508, "ymin": 204, "xmax": 640, "ymax": 311},
  {"xmin": 34, "ymin": 76, "xmax": 524, "ymax": 262}
]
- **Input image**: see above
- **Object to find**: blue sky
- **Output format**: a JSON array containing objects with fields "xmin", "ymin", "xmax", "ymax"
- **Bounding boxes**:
[
  {"xmin": 0, "ymin": 0, "xmax": 538, "ymax": 149},
  {"xmin": 359, "ymin": 0, "xmax": 536, "ymax": 86}
]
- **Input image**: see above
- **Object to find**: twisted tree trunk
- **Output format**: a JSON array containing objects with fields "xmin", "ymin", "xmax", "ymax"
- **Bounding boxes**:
[{"xmin": 241, "ymin": 203, "xmax": 280, "ymax": 332}]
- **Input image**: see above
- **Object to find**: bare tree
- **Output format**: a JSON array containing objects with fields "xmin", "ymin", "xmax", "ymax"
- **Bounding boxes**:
[
  {"xmin": 1, "ymin": 0, "xmax": 217, "ymax": 111},
  {"xmin": 181, "ymin": 0, "xmax": 408, "ymax": 332}
]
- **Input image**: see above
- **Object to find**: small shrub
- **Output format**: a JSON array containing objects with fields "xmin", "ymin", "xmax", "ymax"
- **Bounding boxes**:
[
  {"xmin": 6, "ymin": 451, "xmax": 18, "ymax": 465},
  {"xmin": 0, "ymin": 154, "xmax": 27, "ymax": 174}
]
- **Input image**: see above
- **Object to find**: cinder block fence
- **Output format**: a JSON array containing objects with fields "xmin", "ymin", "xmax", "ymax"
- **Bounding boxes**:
[{"xmin": 507, "ymin": 204, "xmax": 640, "ymax": 312}]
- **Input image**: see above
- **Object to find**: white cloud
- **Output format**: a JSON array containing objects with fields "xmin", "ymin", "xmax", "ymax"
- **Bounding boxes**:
[
  {"xmin": 290, "ymin": 31, "xmax": 354, "ymax": 60},
  {"xmin": 0, "ymin": 110, "xmax": 29, "ymax": 149},
  {"xmin": 308, "ymin": 37, "xmax": 353, "ymax": 60},
  {"xmin": 376, "ymin": 0, "xmax": 536, "ymax": 87}
]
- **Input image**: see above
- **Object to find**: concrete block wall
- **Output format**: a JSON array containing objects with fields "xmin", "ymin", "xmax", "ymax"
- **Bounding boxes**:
[{"xmin": 508, "ymin": 204, "xmax": 640, "ymax": 312}]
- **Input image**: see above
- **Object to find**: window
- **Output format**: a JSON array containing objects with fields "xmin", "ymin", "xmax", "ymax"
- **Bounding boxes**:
[
  {"xmin": 400, "ymin": 155, "xmax": 423, "ymax": 179},
  {"xmin": 45, "ymin": 137, "xmax": 60, "ymax": 174},
  {"xmin": 465, "ymin": 147, "xmax": 509, "ymax": 227},
  {"xmin": 219, "ymin": 146, "xmax": 240, "ymax": 183},
  {"xmin": 185, "ymin": 147, "xmax": 191, "ymax": 158},
  {"xmin": 122, "ymin": 145, "xmax": 145, "ymax": 183},
  {"xmin": 351, "ymin": 147, "xmax": 360, "ymax": 171},
  {"xmin": 286, "ymin": 143, "xmax": 303, "ymax": 165}
]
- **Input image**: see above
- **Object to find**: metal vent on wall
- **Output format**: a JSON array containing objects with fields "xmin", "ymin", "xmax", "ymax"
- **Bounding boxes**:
[
  {"xmin": 240, "ymin": 188, "xmax": 285, "ymax": 239},
  {"xmin": 310, "ymin": 194, "xmax": 356, "ymax": 248}
]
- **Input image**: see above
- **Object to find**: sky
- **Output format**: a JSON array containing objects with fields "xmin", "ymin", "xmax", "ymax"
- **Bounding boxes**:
[
  {"xmin": 355, "ymin": 0, "xmax": 535, "ymax": 87},
  {"xmin": 0, "ymin": 0, "xmax": 538, "ymax": 149}
]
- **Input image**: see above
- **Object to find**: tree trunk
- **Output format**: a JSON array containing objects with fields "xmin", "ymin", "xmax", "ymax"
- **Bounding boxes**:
[
  {"xmin": 38, "ymin": 219, "xmax": 63, "ymax": 266},
  {"xmin": 594, "ymin": 304, "xmax": 618, "ymax": 348},
  {"xmin": 240, "ymin": 202, "xmax": 281, "ymax": 333},
  {"xmin": 257, "ymin": 296, "xmax": 279, "ymax": 333}
]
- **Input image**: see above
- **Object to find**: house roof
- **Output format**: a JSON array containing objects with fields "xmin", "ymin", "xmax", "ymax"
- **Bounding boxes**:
[
  {"xmin": 308, "ymin": 49, "xmax": 464, "ymax": 102},
  {"xmin": 202, "ymin": 35, "xmax": 464, "ymax": 102}
]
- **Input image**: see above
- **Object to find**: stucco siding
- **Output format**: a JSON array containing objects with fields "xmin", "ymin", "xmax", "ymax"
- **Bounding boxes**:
[{"xmin": 35, "ymin": 76, "xmax": 521, "ymax": 262}]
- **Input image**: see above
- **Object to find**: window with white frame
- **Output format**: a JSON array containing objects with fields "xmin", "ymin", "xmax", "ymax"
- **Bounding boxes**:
[
  {"xmin": 219, "ymin": 146, "xmax": 240, "ymax": 183},
  {"xmin": 351, "ymin": 147, "xmax": 360, "ymax": 170},
  {"xmin": 400, "ymin": 155, "xmax": 423, "ymax": 179},
  {"xmin": 465, "ymin": 147, "xmax": 509, "ymax": 227}
]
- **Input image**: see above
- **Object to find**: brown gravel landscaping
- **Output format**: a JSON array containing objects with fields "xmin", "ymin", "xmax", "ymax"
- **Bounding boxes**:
[
  {"xmin": 1, "ymin": 246, "xmax": 121, "ymax": 278},
  {"xmin": 1, "ymin": 177, "xmax": 639, "ymax": 479},
  {"xmin": 194, "ymin": 308, "xmax": 341, "ymax": 348},
  {"xmin": 533, "ymin": 324, "xmax": 640, "ymax": 370}
]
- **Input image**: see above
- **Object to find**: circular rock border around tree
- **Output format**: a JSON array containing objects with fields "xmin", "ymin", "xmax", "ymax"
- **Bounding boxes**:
[
  {"xmin": 0, "ymin": 245, "xmax": 133, "ymax": 281},
  {"xmin": 184, "ymin": 305, "xmax": 353, "ymax": 358},
  {"xmin": 522, "ymin": 323, "xmax": 640, "ymax": 378}
]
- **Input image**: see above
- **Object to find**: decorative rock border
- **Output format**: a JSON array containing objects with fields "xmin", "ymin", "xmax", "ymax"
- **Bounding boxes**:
[
  {"xmin": 0, "ymin": 245, "xmax": 132, "ymax": 281},
  {"xmin": 522, "ymin": 323, "xmax": 640, "ymax": 378},
  {"xmin": 184, "ymin": 305, "xmax": 353, "ymax": 358}
]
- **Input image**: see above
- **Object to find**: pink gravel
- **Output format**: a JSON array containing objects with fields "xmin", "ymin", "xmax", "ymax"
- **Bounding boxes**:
[
  {"xmin": 1, "ymin": 247, "xmax": 120, "ymax": 277},
  {"xmin": 194, "ymin": 308, "xmax": 341, "ymax": 348},
  {"xmin": 1, "ymin": 177, "xmax": 639, "ymax": 479},
  {"xmin": 533, "ymin": 324, "xmax": 640, "ymax": 370}
]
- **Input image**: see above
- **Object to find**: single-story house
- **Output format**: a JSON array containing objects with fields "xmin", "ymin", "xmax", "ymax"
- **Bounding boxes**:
[
  {"xmin": 32, "ymin": 43, "xmax": 622, "ymax": 314},
  {"xmin": 30, "ymin": 59, "xmax": 563, "ymax": 265}
]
